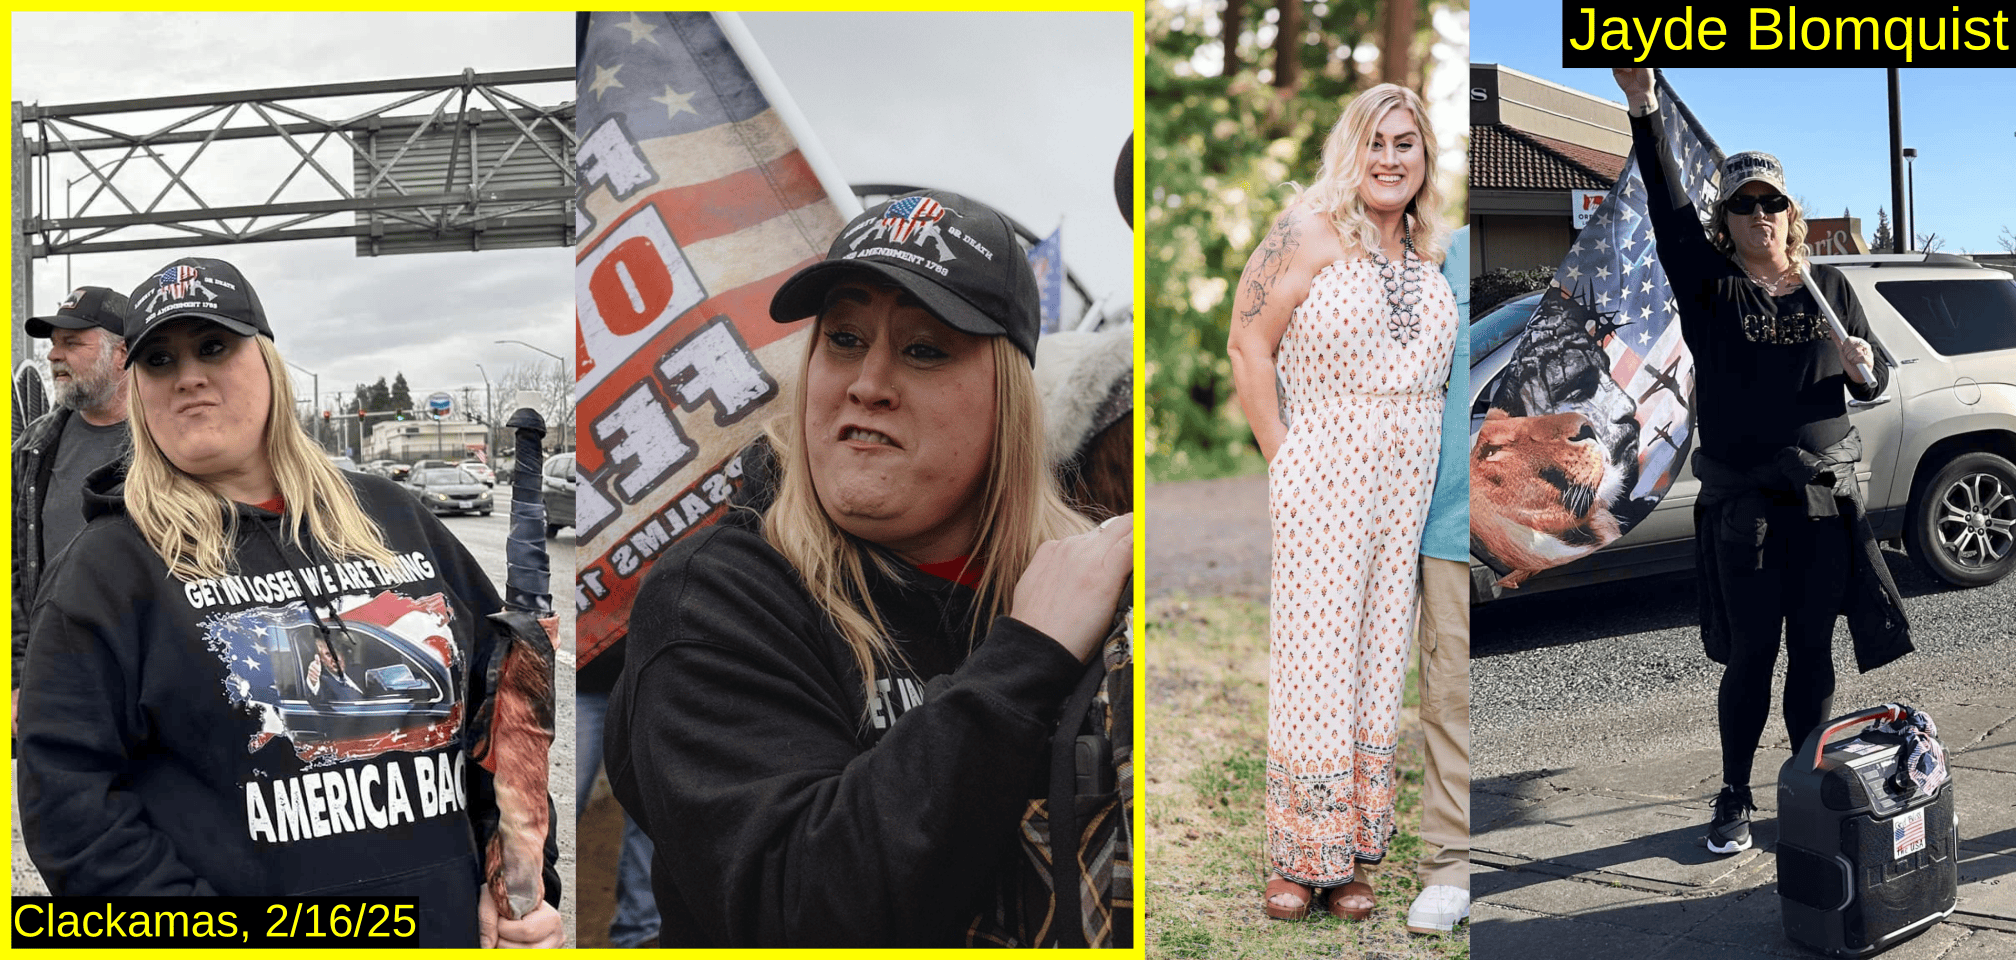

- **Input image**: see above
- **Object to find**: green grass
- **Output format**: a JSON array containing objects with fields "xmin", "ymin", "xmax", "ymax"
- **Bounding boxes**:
[{"xmin": 1146, "ymin": 595, "xmax": 1469, "ymax": 960}]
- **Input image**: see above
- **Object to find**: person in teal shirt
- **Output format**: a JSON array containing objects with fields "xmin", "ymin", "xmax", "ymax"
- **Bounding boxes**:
[{"xmin": 1407, "ymin": 224, "xmax": 1471, "ymax": 936}]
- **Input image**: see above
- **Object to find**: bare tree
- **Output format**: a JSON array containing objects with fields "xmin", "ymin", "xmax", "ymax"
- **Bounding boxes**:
[
  {"xmin": 1915, "ymin": 231, "xmax": 1945, "ymax": 253},
  {"xmin": 1999, "ymin": 226, "xmax": 2016, "ymax": 254},
  {"xmin": 484, "ymin": 360, "xmax": 575, "ymax": 459}
]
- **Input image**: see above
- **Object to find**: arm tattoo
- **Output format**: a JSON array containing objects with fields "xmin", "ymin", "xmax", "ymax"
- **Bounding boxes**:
[
  {"xmin": 1275, "ymin": 367, "xmax": 1293, "ymax": 428},
  {"xmin": 1237, "ymin": 209, "xmax": 1302, "ymax": 326}
]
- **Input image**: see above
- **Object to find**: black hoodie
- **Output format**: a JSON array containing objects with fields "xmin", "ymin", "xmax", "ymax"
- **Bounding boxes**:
[
  {"xmin": 18, "ymin": 464, "xmax": 559, "ymax": 946},
  {"xmin": 605, "ymin": 444, "xmax": 1089, "ymax": 947}
]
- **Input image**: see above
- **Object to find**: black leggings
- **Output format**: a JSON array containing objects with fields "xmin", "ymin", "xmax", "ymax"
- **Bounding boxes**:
[{"xmin": 1714, "ymin": 503, "xmax": 1852, "ymax": 787}]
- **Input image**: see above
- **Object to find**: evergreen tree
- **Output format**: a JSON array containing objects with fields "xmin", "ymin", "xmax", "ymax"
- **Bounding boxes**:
[
  {"xmin": 390, "ymin": 373, "xmax": 414, "ymax": 417},
  {"xmin": 1871, "ymin": 206, "xmax": 1894, "ymax": 252}
]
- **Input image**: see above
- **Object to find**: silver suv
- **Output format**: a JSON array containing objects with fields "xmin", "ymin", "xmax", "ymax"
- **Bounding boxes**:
[{"xmin": 1471, "ymin": 252, "xmax": 2016, "ymax": 603}]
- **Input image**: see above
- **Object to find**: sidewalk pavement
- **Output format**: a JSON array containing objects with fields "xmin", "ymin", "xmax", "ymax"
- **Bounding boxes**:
[{"xmin": 1473, "ymin": 697, "xmax": 2016, "ymax": 958}]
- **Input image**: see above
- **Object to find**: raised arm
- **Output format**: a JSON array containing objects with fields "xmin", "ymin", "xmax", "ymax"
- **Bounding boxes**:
[{"xmin": 1228, "ymin": 204, "xmax": 1327, "ymax": 462}]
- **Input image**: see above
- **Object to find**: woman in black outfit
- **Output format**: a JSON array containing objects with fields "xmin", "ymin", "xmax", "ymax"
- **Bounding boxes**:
[
  {"xmin": 606, "ymin": 191, "xmax": 1133, "ymax": 947},
  {"xmin": 1614, "ymin": 68, "xmax": 1911, "ymax": 855}
]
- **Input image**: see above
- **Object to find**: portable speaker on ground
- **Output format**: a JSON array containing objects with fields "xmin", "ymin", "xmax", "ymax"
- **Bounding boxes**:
[{"xmin": 1777, "ymin": 705, "xmax": 1958, "ymax": 957}]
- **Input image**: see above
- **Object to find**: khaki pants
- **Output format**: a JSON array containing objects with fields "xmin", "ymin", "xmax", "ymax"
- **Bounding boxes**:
[{"xmin": 1417, "ymin": 556, "xmax": 1470, "ymax": 889}]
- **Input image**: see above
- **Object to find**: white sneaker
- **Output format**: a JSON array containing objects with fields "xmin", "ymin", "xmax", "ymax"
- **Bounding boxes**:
[{"xmin": 1405, "ymin": 884, "xmax": 1471, "ymax": 934}]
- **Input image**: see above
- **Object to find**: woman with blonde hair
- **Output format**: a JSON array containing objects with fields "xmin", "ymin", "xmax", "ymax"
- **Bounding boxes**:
[
  {"xmin": 1611, "ymin": 68, "xmax": 1899, "ymax": 858},
  {"xmin": 1227, "ymin": 82, "xmax": 1458, "ymax": 921},
  {"xmin": 17, "ymin": 257, "xmax": 561, "ymax": 948},
  {"xmin": 607, "ymin": 190, "xmax": 1133, "ymax": 947}
]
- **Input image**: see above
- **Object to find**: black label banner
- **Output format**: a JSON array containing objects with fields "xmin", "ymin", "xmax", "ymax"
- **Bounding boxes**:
[
  {"xmin": 12, "ymin": 898, "xmax": 422, "ymax": 948},
  {"xmin": 1562, "ymin": 2, "xmax": 2013, "ymax": 66}
]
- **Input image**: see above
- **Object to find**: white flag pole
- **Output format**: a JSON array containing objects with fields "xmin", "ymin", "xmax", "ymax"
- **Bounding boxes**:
[
  {"xmin": 714, "ymin": 12, "xmax": 864, "ymax": 220},
  {"xmin": 1796, "ymin": 265, "xmax": 1876, "ymax": 384}
]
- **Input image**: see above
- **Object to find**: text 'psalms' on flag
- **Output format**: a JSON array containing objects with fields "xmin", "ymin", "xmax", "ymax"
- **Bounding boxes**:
[
  {"xmin": 1028, "ymin": 226, "xmax": 1063, "ymax": 334},
  {"xmin": 574, "ymin": 12, "xmax": 851, "ymax": 667},
  {"xmin": 1470, "ymin": 70, "xmax": 1722, "ymax": 589}
]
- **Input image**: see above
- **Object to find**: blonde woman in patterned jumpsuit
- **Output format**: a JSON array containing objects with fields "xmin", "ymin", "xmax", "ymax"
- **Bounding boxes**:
[{"xmin": 1227, "ymin": 83, "xmax": 1458, "ymax": 923}]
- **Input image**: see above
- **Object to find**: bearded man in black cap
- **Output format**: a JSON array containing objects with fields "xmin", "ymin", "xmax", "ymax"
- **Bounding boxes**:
[{"xmin": 12, "ymin": 286, "xmax": 132, "ymax": 730}]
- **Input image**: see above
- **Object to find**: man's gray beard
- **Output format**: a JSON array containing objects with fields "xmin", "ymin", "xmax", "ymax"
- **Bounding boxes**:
[
  {"xmin": 53, "ymin": 376, "xmax": 116, "ymax": 411},
  {"xmin": 51, "ymin": 348, "xmax": 120, "ymax": 412}
]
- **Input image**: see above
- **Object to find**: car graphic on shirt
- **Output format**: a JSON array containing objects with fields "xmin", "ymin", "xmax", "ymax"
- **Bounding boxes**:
[{"xmin": 205, "ymin": 590, "xmax": 464, "ymax": 765}]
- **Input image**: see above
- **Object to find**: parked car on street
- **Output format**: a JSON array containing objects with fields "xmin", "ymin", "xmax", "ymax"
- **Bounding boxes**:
[
  {"xmin": 403, "ymin": 466, "xmax": 494, "ymax": 517},
  {"xmin": 458, "ymin": 460, "xmax": 496, "ymax": 486},
  {"xmin": 329, "ymin": 455, "xmax": 359, "ymax": 473},
  {"xmin": 1472, "ymin": 252, "xmax": 2016, "ymax": 602},
  {"xmin": 542, "ymin": 451, "xmax": 576, "ymax": 538}
]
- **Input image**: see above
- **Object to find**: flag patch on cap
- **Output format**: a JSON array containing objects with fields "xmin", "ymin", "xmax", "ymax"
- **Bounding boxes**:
[
  {"xmin": 881, "ymin": 195, "xmax": 948, "ymax": 244},
  {"xmin": 158, "ymin": 264, "xmax": 203, "ymax": 299}
]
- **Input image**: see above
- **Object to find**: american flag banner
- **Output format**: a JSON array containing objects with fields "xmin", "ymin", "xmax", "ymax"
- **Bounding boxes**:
[
  {"xmin": 1472, "ymin": 71, "xmax": 1723, "ymax": 587},
  {"xmin": 574, "ymin": 12, "xmax": 855, "ymax": 666},
  {"xmin": 1028, "ymin": 226, "xmax": 1063, "ymax": 333}
]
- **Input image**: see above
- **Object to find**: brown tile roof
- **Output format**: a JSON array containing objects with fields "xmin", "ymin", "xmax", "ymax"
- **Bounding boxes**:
[{"xmin": 1471, "ymin": 124, "xmax": 1628, "ymax": 191}]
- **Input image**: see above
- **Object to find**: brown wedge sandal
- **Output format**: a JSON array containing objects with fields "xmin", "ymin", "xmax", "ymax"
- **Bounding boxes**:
[
  {"xmin": 1326, "ymin": 880, "xmax": 1376, "ymax": 921},
  {"xmin": 1263, "ymin": 875, "xmax": 1318, "ymax": 920}
]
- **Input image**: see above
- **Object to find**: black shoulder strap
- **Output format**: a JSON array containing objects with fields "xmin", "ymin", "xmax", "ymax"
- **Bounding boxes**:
[{"xmin": 1046, "ymin": 655, "xmax": 1107, "ymax": 948}]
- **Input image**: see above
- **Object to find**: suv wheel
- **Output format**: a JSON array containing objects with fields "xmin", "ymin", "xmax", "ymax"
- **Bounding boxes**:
[{"xmin": 1906, "ymin": 451, "xmax": 2016, "ymax": 587}]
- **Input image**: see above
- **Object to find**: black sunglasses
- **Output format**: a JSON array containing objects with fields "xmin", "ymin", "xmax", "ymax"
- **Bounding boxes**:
[{"xmin": 1725, "ymin": 193, "xmax": 1790, "ymax": 215}]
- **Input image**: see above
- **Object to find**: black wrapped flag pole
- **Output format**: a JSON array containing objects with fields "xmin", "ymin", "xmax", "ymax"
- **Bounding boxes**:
[{"xmin": 470, "ymin": 404, "xmax": 558, "ymax": 920}]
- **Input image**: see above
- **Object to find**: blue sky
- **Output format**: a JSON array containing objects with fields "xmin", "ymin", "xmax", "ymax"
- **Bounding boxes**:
[{"xmin": 1476, "ymin": 4, "xmax": 2016, "ymax": 254}]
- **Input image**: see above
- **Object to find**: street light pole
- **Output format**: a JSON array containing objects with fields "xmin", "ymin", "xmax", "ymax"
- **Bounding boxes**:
[
  {"xmin": 494, "ymin": 339, "xmax": 564, "ymax": 364},
  {"xmin": 475, "ymin": 362, "xmax": 494, "ymax": 464},
  {"xmin": 1888, "ymin": 70, "xmax": 1906, "ymax": 255},
  {"xmin": 1902, "ymin": 147, "xmax": 1918, "ymax": 252},
  {"xmin": 284, "ymin": 360, "xmax": 320, "ymax": 449}
]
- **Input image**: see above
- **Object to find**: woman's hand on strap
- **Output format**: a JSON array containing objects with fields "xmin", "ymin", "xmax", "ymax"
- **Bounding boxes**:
[{"xmin": 1011, "ymin": 516, "xmax": 1134, "ymax": 663}]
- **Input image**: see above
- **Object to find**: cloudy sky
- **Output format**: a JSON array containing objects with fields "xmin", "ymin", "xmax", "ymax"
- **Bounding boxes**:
[
  {"xmin": 738, "ymin": 12, "xmax": 1136, "ymax": 313},
  {"xmin": 12, "ymin": 12, "xmax": 573, "ymax": 428},
  {"xmin": 1477, "ymin": 2, "xmax": 2016, "ymax": 253}
]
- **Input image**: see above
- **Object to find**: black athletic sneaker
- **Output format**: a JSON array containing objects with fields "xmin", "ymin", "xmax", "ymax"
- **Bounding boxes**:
[{"xmin": 1707, "ymin": 784, "xmax": 1755, "ymax": 854}]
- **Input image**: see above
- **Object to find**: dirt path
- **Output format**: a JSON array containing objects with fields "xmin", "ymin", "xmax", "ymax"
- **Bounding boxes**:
[{"xmin": 1146, "ymin": 474, "xmax": 1271, "ymax": 601}]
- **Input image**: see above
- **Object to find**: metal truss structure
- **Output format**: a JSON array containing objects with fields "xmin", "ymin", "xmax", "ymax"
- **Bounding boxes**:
[
  {"xmin": 10, "ymin": 66, "xmax": 576, "ymax": 374},
  {"xmin": 16, "ymin": 67, "xmax": 575, "ymax": 260}
]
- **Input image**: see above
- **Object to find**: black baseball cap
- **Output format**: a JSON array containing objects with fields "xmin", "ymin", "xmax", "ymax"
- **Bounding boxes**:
[
  {"xmin": 26, "ymin": 286, "xmax": 130, "ymax": 339},
  {"xmin": 770, "ymin": 189, "xmax": 1041, "ymax": 364},
  {"xmin": 122, "ymin": 257, "xmax": 274, "ymax": 367}
]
